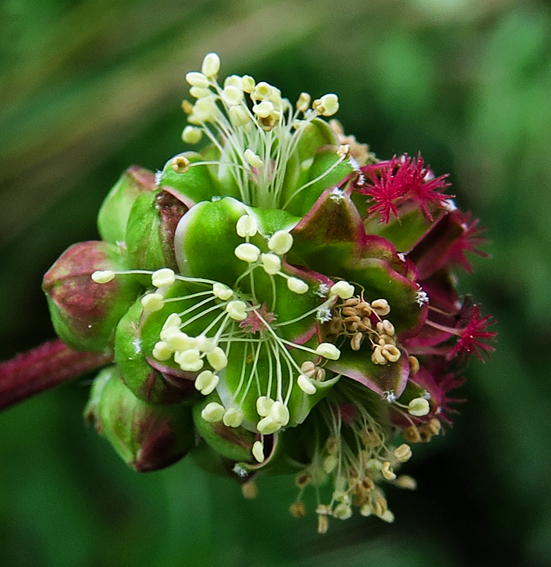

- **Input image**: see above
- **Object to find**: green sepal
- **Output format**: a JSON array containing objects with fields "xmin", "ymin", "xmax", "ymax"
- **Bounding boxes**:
[
  {"xmin": 192, "ymin": 393, "xmax": 256, "ymax": 463},
  {"xmin": 159, "ymin": 152, "xmax": 222, "ymax": 206},
  {"xmin": 327, "ymin": 346, "xmax": 410, "ymax": 398},
  {"xmin": 125, "ymin": 191, "xmax": 187, "ymax": 272},
  {"xmin": 174, "ymin": 197, "xmax": 247, "ymax": 285},
  {"xmin": 87, "ymin": 366, "xmax": 194, "ymax": 472},
  {"xmin": 286, "ymin": 373, "xmax": 340, "ymax": 427},
  {"xmin": 366, "ymin": 205, "xmax": 443, "ymax": 253},
  {"xmin": 114, "ymin": 301, "xmax": 192, "ymax": 404},
  {"xmin": 43, "ymin": 241, "xmax": 142, "ymax": 352},
  {"xmin": 98, "ymin": 166, "xmax": 156, "ymax": 244},
  {"xmin": 284, "ymin": 149, "xmax": 353, "ymax": 216}
]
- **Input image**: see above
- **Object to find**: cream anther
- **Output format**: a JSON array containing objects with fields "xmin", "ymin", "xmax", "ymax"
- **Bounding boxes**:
[
  {"xmin": 257, "ymin": 416, "xmax": 281, "ymax": 435},
  {"xmin": 236, "ymin": 214, "xmax": 258, "ymax": 237},
  {"xmin": 225, "ymin": 300, "xmax": 248, "ymax": 321},
  {"xmin": 330, "ymin": 281, "xmax": 355, "ymax": 299},
  {"xmin": 252, "ymin": 100, "xmax": 275, "ymax": 118},
  {"xmin": 408, "ymin": 398, "xmax": 430, "ymax": 417},
  {"xmin": 316, "ymin": 343, "xmax": 341, "ymax": 360},
  {"xmin": 394, "ymin": 444, "xmax": 412, "ymax": 463},
  {"xmin": 313, "ymin": 93, "xmax": 339, "ymax": 116},
  {"xmin": 222, "ymin": 85, "xmax": 244, "ymax": 106},
  {"xmin": 201, "ymin": 52, "xmax": 220, "ymax": 77},
  {"xmin": 141, "ymin": 293, "xmax": 164, "ymax": 312},
  {"xmin": 298, "ymin": 374, "xmax": 316, "ymax": 395},
  {"xmin": 268, "ymin": 230, "xmax": 293, "ymax": 255},
  {"xmin": 185, "ymin": 71, "xmax": 210, "ymax": 88},
  {"xmin": 269, "ymin": 401, "xmax": 290, "ymax": 426},
  {"xmin": 261, "ymin": 253, "xmax": 281, "ymax": 275},
  {"xmin": 252, "ymin": 440, "xmax": 265, "ymax": 463},
  {"xmin": 371, "ymin": 299, "xmax": 391, "ymax": 316},
  {"xmin": 201, "ymin": 402, "xmax": 225, "ymax": 422},
  {"xmin": 244, "ymin": 149, "xmax": 263, "ymax": 169},
  {"xmin": 189, "ymin": 86, "xmax": 211, "ymax": 99},
  {"xmin": 195, "ymin": 370, "xmax": 219, "ymax": 395},
  {"xmin": 91, "ymin": 270, "xmax": 115, "ymax": 284},
  {"xmin": 171, "ymin": 155, "xmax": 190, "ymax": 174},
  {"xmin": 182, "ymin": 125, "xmax": 203, "ymax": 144},
  {"xmin": 152, "ymin": 268, "xmax": 175, "ymax": 288},
  {"xmin": 213, "ymin": 282, "xmax": 233, "ymax": 300},
  {"xmin": 207, "ymin": 346, "xmax": 228, "ymax": 370},
  {"xmin": 287, "ymin": 277, "xmax": 308, "ymax": 294},
  {"xmin": 256, "ymin": 396, "xmax": 274, "ymax": 417},
  {"xmin": 223, "ymin": 407, "xmax": 244, "ymax": 428},
  {"xmin": 174, "ymin": 348, "xmax": 203, "ymax": 372},
  {"xmin": 195, "ymin": 335, "xmax": 215, "ymax": 353},
  {"xmin": 164, "ymin": 330, "xmax": 196, "ymax": 351},
  {"xmin": 152, "ymin": 341, "xmax": 172, "ymax": 361},
  {"xmin": 296, "ymin": 92, "xmax": 311, "ymax": 112},
  {"xmin": 234, "ymin": 243, "xmax": 261, "ymax": 263}
]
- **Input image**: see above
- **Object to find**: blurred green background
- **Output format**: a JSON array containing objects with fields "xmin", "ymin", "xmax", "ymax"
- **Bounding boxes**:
[{"xmin": 1, "ymin": 0, "xmax": 550, "ymax": 565}]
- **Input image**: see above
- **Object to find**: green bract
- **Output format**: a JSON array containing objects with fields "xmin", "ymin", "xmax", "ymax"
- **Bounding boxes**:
[{"xmin": 42, "ymin": 52, "xmax": 495, "ymax": 532}]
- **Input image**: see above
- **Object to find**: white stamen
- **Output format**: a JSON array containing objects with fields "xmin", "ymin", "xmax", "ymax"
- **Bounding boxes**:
[
  {"xmin": 315, "ymin": 343, "xmax": 341, "ymax": 360},
  {"xmin": 152, "ymin": 268, "xmax": 175, "ymax": 288}
]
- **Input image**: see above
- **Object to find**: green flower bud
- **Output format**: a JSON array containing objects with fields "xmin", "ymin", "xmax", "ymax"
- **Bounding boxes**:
[
  {"xmin": 86, "ymin": 366, "xmax": 194, "ymax": 472},
  {"xmin": 42, "ymin": 241, "xmax": 142, "ymax": 351},
  {"xmin": 97, "ymin": 166, "xmax": 157, "ymax": 244}
]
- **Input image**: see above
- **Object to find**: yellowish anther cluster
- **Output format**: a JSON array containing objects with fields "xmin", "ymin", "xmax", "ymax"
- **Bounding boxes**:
[
  {"xmin": 152, "ymin": 310, "xmax": 229, "ymax": 374},
  {"xmin": 181, "ymin": 53, "xmax": 343, "ymax": 210},
  {"xmin": 328, "ymin": 295, "xmax": 402, "ymax": 366},
  {"xmin": 292, "ymin": 398, "xmax": 417, "ymax": 529}
]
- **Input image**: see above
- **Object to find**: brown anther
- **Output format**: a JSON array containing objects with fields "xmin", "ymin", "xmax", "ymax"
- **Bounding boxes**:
[
  {"xmin": 300, "ymin": 361, "xmax": 316, "ymax": 377},
  {"xmin": 337, "ymin": 144, "xmax": 351, "ymax": 159},
  {"xmin": 351, "ymin": 332, "xmax": 363, "ymax": 351},
  {"xmin": 344, "ymin": 315, "xmax": 361, "ymax": 325},
  {"xmin": 181, "ymin": 100, "xmax": 193, "ymax": 114},
  {"xmin": 312, "ymin": 99, "xmax": 325, "ymax": 115},
  {"xmin": 402, "ymin": 425, "xmax": 422, "ymax": 444},
  {"xmin": 314, "ymin": 367, "xmax": 326, "ymax": 382},
  {"xmin": 373, "ymin": 496, "xmax": 388, "ymax": 517},
  {"xmin": 359, "ymin": 476, "xmax": 375, "ymax": 493},
  {"xmin": 344, "ymin": 297, "xmax": 361, "ymax": 307},
  {"xmin": 317, "ymin": 514, "xmax": 329, "ymax": 534},
  {"xmin": 171, "ymin": 155, "xmax": 190, "ymax": 174},
  {"xmin": 382, "ymin": 345, "xmax": 401, "ymax": 362},
  {"xmin": 342, "ymin": 307, "xmax": 358, "ymax": 317},
  {"xmin": 316, "ymin": 504, "xmax": 332, "ymax": 515},
  {"xmin": 359, "ymin": 302, "xmax": 372, "ymax": 317},
  {"xmin": 242, "ymin": 479, "xmax": 258, "ymax": 499},
  {"xmin": 358, "ymin": 318, "xmax": 372, "ymax": 332},
  {"xmin": 394, "ymin": 475, "xmax": 417, "ymax": 490},
  {"xmin": 394, "ymin": 443, "xmax": 412, "ymax": 463},
  {"xmin": 382, "ymin": 320, "xmax": 395, "ymax": 336},
  {"xmin": 381, "ymin": 461, "xmax": 396, "ymax": 481},
  {"xmin": 378, "ymin": 334, "xmax": 395, "ymax": 346},
  {"xmin": 361, "ymin": 426, "xmax": 381, "ymax": 447},
  {"xmin": 371, "ymin": 299, "xmax": 390, "ymax": 317},
  {"xmin": 327, "ymin": 318, "xmax": 343, "ymax": 335},
  {"xmin": 259, "ymin": 115, "xmax": 276, "ymax": 131},
  {"xmin": 295, "ymin": 471, "xmax": 312, "ymax": 488},
  {"xmin": 326, "ymin": 436, "xmax": 339, "ymax": 454},
  {"xmin": 427, "ymin": 418, "xmax": 441, "ymax": 436},
  {"xmin": 290, "ymin": 500, "xmax": 307, "ymax": 518},
  {"xmin": 371, "ymin": 346, "xmax": 388, "ymax": 365},
  {"xmin": 408, "ymin": 355, "xmax": 420, "ymax": 375}
]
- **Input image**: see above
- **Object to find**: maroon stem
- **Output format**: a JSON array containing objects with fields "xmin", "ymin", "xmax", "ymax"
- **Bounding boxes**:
[{"xmin": 0, "ymin": 339, "xmax": 113, "ymax": 411}]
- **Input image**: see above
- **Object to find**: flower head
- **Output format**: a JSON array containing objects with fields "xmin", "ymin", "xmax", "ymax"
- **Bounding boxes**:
[{"xmin": 37, "ymin": 52, "xmax": 495, "ymax": 532}]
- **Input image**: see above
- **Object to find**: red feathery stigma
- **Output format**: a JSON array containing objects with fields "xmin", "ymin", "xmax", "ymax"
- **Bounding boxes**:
[
  {"xmin": 449, "ymin": 304, "xmax": 496, "ymax": 362},
  {"xmin": 359, "ymin": 154, "xmax": 451, "ymax": 224},
  {"xmin": 447, "ymin": 211, "xmax": 489, "ymax": 273},
  {"xmin": 239, "ymin": 304, "xmax": 276, "ymax": 334}
]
